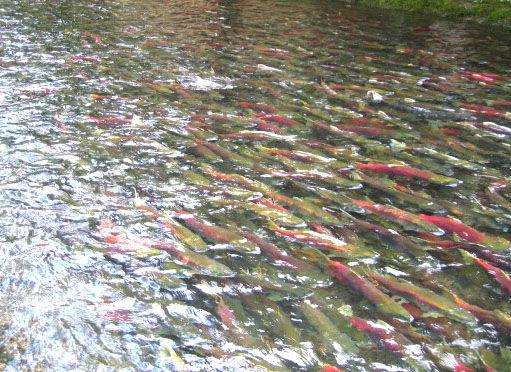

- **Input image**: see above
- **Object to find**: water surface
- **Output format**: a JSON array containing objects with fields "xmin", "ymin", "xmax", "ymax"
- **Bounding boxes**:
[{"xmin": 0, "ymin": 0, "xmax": 510, "ymax": 370}]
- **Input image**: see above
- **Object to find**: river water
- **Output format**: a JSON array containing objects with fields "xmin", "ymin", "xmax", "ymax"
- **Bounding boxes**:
[{"xmin": 0, "ymin": 0, "xmax": 510, "ymax": 370}]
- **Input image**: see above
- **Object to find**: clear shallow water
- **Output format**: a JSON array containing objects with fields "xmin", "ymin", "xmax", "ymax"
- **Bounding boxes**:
[{"xmin": 0, "ymin": 0, "xmax": 510, "ymax": 370}]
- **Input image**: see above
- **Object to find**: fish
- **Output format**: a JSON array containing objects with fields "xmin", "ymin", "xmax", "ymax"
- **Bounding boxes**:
[
  {"xmin": 242, "ymin": 295, "xmax": 301, "ymax": 346},
  {"xmin": 419, "ymin": 214, "xmax": 510, "ymax": 250},
  {"xmin": 216, "ymin": 297, "xmax": 236, "ymax": 329},
  {"xmin": 491, "ymin": 99, "xmax": 511, "ymax": 107},
  {"xmin": 86, "ymin": 115, "xmax": 131, "ymax": 127},
  {"xmin": 418, "ymin": 231, "xmax": 477, "ymax": 249},
  {"xmin": 243, "ymin": 231, "xmax": 313, "ymax": 271},
  {"xmin": 311, "ymin": 296, "xmax": 429, "ymax": 370},
  {"xmin": 259, "ymin": 146, "xmax": 335, "ymax": 164},
  {"xmin": 201, "ymin": 165, "xmax": 345, "ymax": 225},
  {"xmin": 69, "ymin": 54, "xmax": 101, "ymax": 63},
  {"xmin": 194, "ymin": 139, "xmax": 255, "ymax": 168},
  {"xmin": 239, "ymin": 101, "xmax": 276, "ymax": 113},
  {"xmin": 475, "ymin": 121, "xmax": 511, "ymax": 136},
  {"xmin": 223, "ymin": 130, "xmax": 296, "ymax": 142},
  {"xmin": 461, "ymin": 103, "xmax": 507, "ymax": 119},
  {"xmin": 453, "ymin": 362, "xmax": 475, "ymax": 372},
  {"xmin": 303, "ymin": 140, "xmax": 357, "ymax": 158},
  {"xmin": 328, "ymin": 261, "xmax": 412, "ymax": 321},
  {"xmin": 300, "ymin": 300, "xmax": 358, "ymax": 363},
  {"xmin": 356, "ymin": 162, "xmax": 459, "ymax": 186},
  {"xmin": 450, "ymin": 293, "xmax": 511, "ymax": 334},
  {"xmin": 348, "ymin": 218, "xmax": 425, "ymax": 254},
  {"xmin": 473, "ymin": 257, "xmax": 511, "ymax": 296},
  {"xmin": 269, "ymin": 170, "xmax": 358, "ymax": 189},
  {"xmin": 356, "ymin": 172, "xmax": 443, "ymax": 212},
  {"xmin": 171, "ymin": 211, "xmax": 259, "ymax": 253},
  {"xmin": 217, "ymin": 198, "xmax": 304, "ymax": 227},
  {"xmin": 352, "ymin": 199, "xmax": 442, "ymax": 233},
  {"xmin": 189, "ymin": 142, "xmax": 223, "ymax": 162},
  {"xmin": 257, "ymin": 113, "xmax": 300, "ymax": 127},
  {"xmin": 349, "ymin": 316, "xmax": 412, "ymax": 356},
  {"xmin": 460, "ymin": 71, "xmax": 506, "ymax": 84},
  {"xmin": 368, "ymin": 272, "xmax": 476, "ymax": 325},
  {"xmin": 273, "ymin": 196, "xmax": 346, "ymax": 225},
  {"xmin": 269, "ymin": 223, "xmax": 353, "ymax": 253},
  {"xmin": 487, "ymin": 180, "xmax": 511, "ymax": 211},
  {"xmin": 254, "ymin": 118, "xmax": 283, "ymax": 133},
  {"xmin": 411, "ymin": 147, "xmax": 484, "ymax": 172},
  {"xmin": 160, "ymin": 215, "xmax": 209, "ymax": 252},
  {"xmin": 320, "ymin": 365, "xmax": 343, "ymax": 372},
  {"xmin": 243, "ymin": 181, "xmax": 347, "ymax": 225},
  {"xmin": 155, "ymin": 242, "xmax": 235, "ymax": 277}
]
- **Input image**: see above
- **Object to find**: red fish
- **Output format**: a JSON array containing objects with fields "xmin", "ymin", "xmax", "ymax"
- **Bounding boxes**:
[
  {"xmin": 329, "ymin": 83, "xmax": 344, "ymax": 90},
  {"xmin": 349, "ymin": 317, "xmax": 403, "ymax": 354},
  {"xmin": 328, "ymin": 261, "xmax": 412, "ymax": 321},
  {"xmin": 309, "ymin": 223, "xmax": 332, "ymax": 235},
  {"xmin": 440, "ymin": 127, "xmax": 462, "ymax": 137},
  {"xmin": 103, "ymin": 309, "xmax": 133, "ymax": 323},
  {"xmin": 216, "ymin": 300, "xmax": 235, "ymax": 329},
  {"xmin": 418, "ymin": 215, "xmax": 485, "ymax": 244},
  {"xmin": 243, "ymin": 231, "xmax": 313, "ymax": 271},
  {"xmin": 255, "ymin": 118, "xmax": 283, "ymax": 133},
  {"xmin": 86, "ymin": 115, "xmax": 131, "ymax": 127},
  {"xmin": 413, "ymin": 26, "xmax": 432, "ymax": 33},
  {"xmin": 461, "ymin": 103, "xmax": 505, "ymax": 118},
  {"xmin": 69, "ymin": 54, "xmax": 101, "ymax": 63},
  {"xmin": 452, "ymin": 294, "xmax": 511, "ymax": 333},
  {"xmin": 491, "ymin": 99, "xmax": 511, "ymax": 107},
  {"xmin": 353, "ymin": 199, "xmax": 425, "ymax": 227},
  {"xmin": 171, "ymin": 211, "xmax": 241, "ymax": 244},
  {"xmin": 239, "ymin": 101, "xmax": 252, "ymax": 109},
  {"xmin": 346, "ymin": 117, "xmax": 382, "ymax": 126},
  {"xmin": 417, "ymin": 232, "xmax": 461, "ymax": 249},
  {"xmin": 104, "ymin": 234, "xmax": 120, "ymax": 244},
  {"xmin": 271, "ymin": 225, "xmax": 351, "ymax": 253},
  {"xmin": 222, "ymin": 131, "xmax": 284, "ymax": 141},
  {"xmin": 419, "ymin": 232, "xmax": 511, "ymax": 270},
  {"xmin": 241, "ymin": 101, "xmax": 276, "ymax": 114},
  {"xmin": 305, "ymin": 140, "xmax": 349, "ymax": 157},
  {"xmin": 336, "ymin": 125, "xmax": 385, "ymax": 137},
  {"xmin": 474, "ymin": 258, "xmax": 511, "ymax": 296},
  {"xmin": 460, "ymin": 71, "xmax": 505, "ymax": 84},
  {"xmin": 356, "ymin": 162, "xmax": 432, "ymax": 181},
  {"xmin": 258, "ymin": 47, "xmax": 289, "ymax": 60},
  {"xmin": 454, "ymin": 362, "xmax": 475, "ymax": 372},
  {"xmin": 253, "ymin": 102, "xmax": 275, "ymax": 113},
  {"xmin": 321, "ymin": 365, "xmax": 343, "ymax": 372},
  {"xmin": 190, "ymin": 113, "xmax": 207, "ymax": 123},
  {"xmin": 257, "ymin": 113, "xmax": 299, "ymax": 127},
  {"xmin": 401, "ymin": 302, "xmax": 454, "ymax": 338},
  {"xmin": 255, "ymin": 198, "xmax": 288, "ymax": 213},
  {"xmin": 265, "ymin": 148, "xmax": 327, "ymax": 164}
]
